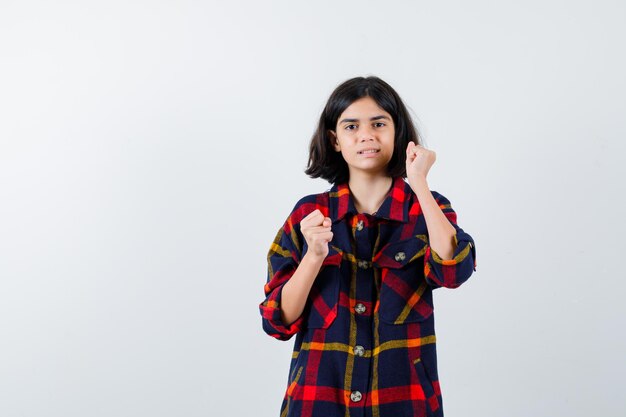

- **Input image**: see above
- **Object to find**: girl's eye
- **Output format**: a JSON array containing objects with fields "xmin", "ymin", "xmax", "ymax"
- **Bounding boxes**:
[{"xmin": 345, "ymin": 122, "xmax": 385, "ymax": 131}]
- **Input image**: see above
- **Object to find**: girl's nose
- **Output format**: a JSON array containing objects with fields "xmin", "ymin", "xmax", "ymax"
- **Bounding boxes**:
[{"xmin": 357, "ymin": 126, "xmax": 375, "ymax": 141}]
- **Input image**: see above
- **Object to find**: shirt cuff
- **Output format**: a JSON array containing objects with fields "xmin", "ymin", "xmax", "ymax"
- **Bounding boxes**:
[
  {"xmin": 424, "ymin": 232, "xmax": 477, "ymax": 288},
  {"xmin": 260, "ymin": 282, "xmax": 305, "ymax": 341}
]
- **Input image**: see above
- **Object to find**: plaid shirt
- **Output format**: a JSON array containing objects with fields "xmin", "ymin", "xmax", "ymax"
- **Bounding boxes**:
[{"xmin": 259, "ymin": 175, "xmax": 477, "ymax": 417}]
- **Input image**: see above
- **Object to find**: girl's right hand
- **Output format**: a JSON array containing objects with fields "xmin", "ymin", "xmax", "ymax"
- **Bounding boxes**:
[{"xmin": 301, "ymin": 209, "xmax": 333, "ymax": 261}]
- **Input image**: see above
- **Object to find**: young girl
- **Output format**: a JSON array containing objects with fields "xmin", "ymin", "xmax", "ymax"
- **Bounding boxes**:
[{"xmin": 259, "ymin": 76, "xmax": 477, "ymax": 417}]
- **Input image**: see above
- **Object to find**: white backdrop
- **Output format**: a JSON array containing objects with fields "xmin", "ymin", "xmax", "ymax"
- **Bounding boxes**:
[{"xmin": 1, "ymin": 1, "xmax": 624, "ymax": 416}]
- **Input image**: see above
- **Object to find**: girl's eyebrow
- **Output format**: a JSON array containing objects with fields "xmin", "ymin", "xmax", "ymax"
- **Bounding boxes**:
[{"xmin": 339, "ymin": 115, "xmax": 391, "ymax": 124}]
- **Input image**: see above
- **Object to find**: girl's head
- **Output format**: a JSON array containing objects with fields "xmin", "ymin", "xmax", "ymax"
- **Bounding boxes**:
[{"xmin": 305, "ymin": 76, "xmax": 423, "ymax": 185}]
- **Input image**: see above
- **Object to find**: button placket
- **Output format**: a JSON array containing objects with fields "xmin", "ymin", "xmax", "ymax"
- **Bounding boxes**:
[{"xmin": 347, "ymin": 215, "xmax": 371, "ymax": 409}]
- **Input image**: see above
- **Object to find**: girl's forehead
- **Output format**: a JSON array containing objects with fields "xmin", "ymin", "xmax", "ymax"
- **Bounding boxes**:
[{"xmin": 340, "ymin": 98, "xmax": 391, "ymax": 119}]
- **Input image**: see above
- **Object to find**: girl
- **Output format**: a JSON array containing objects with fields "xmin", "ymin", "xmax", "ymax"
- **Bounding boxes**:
[{"xmin": 259, "ymin": 76, "xmax": 477, "ymax": 417}]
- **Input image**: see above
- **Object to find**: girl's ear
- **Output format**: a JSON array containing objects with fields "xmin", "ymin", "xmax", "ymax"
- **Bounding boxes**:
[{"xmin": 328, "ymin": 130, "xmax": 340, "ymax": 151}]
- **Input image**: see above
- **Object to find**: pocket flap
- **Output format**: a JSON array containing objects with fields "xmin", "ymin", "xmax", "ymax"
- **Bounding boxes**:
[{"xmin": 372, "ymin": 234, "xmax": 428, "ymax": 269}]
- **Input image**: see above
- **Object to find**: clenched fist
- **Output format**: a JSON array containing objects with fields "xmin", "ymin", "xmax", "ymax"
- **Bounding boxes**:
[
  {"xmin": 301, "ymin": 209, "xmax": 333, "ymax": 261},
  {"xmin": 406, "ymin": 142, "xmax": 436, "ymax": 186}
]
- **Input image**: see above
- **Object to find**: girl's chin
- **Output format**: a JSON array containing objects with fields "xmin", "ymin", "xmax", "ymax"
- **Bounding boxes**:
[{"xmin": 348, "ymin": 164, "xmax": 387, "ymax": 175}]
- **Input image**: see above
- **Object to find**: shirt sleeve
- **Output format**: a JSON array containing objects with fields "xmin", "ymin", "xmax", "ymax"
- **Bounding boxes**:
[
  {"xmin": 423, "ymin": 192, "xmax": 477, "ymax": 289},
  {"xmin": 259, "ymin": 206, "xmax": 306, "ymax": 341}
]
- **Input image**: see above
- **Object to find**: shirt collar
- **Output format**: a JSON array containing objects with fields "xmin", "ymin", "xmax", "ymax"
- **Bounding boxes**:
[{"xmin": 328, "ymin": 176, "xmax": 410, "ymax": 223}]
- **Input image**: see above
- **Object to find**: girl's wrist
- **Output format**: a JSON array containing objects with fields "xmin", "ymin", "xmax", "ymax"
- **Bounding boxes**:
[
  {"xmin": 302, "ymin": 251, "xmax": 326, "ymax": 267},
  {"xmin": 409, "ymin": 175, "xmax": 429, "ymax": 195}
]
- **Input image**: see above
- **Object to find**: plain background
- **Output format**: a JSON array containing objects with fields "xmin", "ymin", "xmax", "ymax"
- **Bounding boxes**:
[{"xmin": 1, "ymin": 1, "xmax": 624, "ymax": 416}]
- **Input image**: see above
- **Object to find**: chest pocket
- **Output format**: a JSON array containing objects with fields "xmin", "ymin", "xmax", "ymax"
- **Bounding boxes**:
[
  {"xmin": 305, "ymin": 245, "xmax": 343, "ymax": 329},
  {"xmin": 372, "ymin": 235, "xmax": 434, "ymax": 324}
]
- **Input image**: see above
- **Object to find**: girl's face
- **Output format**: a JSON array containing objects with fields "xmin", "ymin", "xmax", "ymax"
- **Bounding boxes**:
[{"xmin": 329, "ymin": 96, "xmax": 396, "ymax": 177}]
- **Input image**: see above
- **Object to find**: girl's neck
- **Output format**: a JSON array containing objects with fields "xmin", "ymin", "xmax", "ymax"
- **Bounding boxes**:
[{"xmin": 347, "ymin": 174, "xmax": 394, "ymax": 215}]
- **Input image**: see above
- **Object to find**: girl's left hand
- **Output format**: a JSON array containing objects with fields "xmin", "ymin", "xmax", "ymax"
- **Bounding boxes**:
[{"xmin": 405, "ymin": 142, "xmax": 436, "ymax": 185}]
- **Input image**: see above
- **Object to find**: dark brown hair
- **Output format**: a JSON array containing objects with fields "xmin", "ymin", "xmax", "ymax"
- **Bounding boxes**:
[{"xmin": 304, "ymin": 76, "xmax": 423, "ymax": 185}]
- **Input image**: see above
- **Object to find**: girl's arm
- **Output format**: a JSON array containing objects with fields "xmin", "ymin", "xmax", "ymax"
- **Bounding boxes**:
[
  {"xmin": 410, "ymin": 176, "xmax": 457, "ymax": 260},
  {"xmin": 278, "ymin": 253, "xmax": 324, "ymax": 327},
  {"xmin": 259, "ymin": 206, "xmax": 326, "ymax": 341},
  {"xmin": 410, "ymin": 176, "xmax": 477, "ymax": 289}
]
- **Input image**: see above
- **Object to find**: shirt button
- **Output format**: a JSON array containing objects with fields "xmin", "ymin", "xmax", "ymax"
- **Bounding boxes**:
[
  {"xmin": 356, "ymin": 220, "xmax": 364, "ymax": 231},
  {"xmin": 357, "ymin": 259, "xmax": 370, "ymax": 269},
  {"xmin": 353, "ymin": 345, "xmax": 365, "ymax": 356},
  {"xmin": 350, "ymin": 390, "xmax": 362, "ymax": 402},
  {"xmin": 394, "ymin": 251, "xmax": 406, "ymax": 262},
  {"xmin": 354, "ymin": 303, "xmax": 366, "ymax": 314}
]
